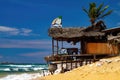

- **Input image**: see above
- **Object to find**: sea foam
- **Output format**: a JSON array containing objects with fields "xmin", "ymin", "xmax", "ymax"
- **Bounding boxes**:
[
  {"xmin": 0, "ymin": 64, "xmax": 49, "ymax": 80},
  {"xmin": 0, "ymin": 64, "xmax": 48, "ymax": 72},
  {"xmin": 0, "ymin": 73, "xmax": 42, "ymax": 80}
]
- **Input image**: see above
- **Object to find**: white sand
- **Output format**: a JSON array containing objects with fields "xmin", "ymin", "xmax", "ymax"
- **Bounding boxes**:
[{"xmin": 35, "ymin": 56, "xmax": 120, "ymax": 80}]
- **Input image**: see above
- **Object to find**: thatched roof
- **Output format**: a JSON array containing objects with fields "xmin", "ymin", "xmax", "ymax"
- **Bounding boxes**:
[
  {"xmin": 107, "ymin": 33, "xmax": 120, "ymax": 42},
  {"xmin": 108, "ymin": 35, "xmax": 120, "ymax": 41},
  {"xmin": 102, "ymin": 27, "xmax": 120, "ymax": 33},
  {"xmin": 48, "ymin": 27, "xmax": 105, "ymax": 40},
  {"xmin": 103, "ymin": 27, "xmax": 120, "ymax": 42}
]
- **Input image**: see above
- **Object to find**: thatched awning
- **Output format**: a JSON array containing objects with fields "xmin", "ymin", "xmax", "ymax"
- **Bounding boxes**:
[
  {"xmin": 108, "ymin": 35, "xmax": 120, "ymax": 40},
  {"xmin": 102, "ymin": 27, "xmax": 120, "ymax": 33},
  {"xmin": 48, "ymin": 27, "xmax": 105, "ymax": 40},
  {"xmin": 107, "ymin": 32, "xmax": 120, "ymax": 42}
]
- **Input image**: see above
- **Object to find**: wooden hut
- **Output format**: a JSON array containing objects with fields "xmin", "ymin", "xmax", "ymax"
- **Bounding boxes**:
[
  {"xmin": 45, "ymin": 26, "xmax": 120, "ymax": 72},
  {"xmin": 48, "ymin": 27, "xmax": 112, "ymax": 55}
]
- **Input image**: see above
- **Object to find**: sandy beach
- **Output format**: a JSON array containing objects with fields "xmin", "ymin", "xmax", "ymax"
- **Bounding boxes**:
[{"xmin": 34, "ymin": 56, "xmax": 120, "ymax": 80}]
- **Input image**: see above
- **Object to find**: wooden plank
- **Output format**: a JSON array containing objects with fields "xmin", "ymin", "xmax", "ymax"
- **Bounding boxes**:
[{"xmin": 86, "ymin": 42, "xmax": 118, "ymax": 54}]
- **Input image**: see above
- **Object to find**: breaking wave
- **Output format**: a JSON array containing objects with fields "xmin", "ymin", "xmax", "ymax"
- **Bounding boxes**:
[
  {"xmin": 0, "ymin": 64, "xmax": 48, "ymax": 72},
  {"xmin": 0, "ymin": 64, "xmax": 49, "ymax": 80},
  {"xmin": 0, "ymin": 73, "xmax": 46, "ymax": 80}
]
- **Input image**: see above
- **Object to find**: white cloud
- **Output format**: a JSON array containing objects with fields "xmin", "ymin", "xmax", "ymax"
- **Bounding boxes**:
[
  {"xmin": 20, "ymin": 28, "xmax": 32, "ymax": 36},
  {"xmin": 0, "ymin": 26, "xmax": 18, "ymax": 32},
  {"xmin": 0, "ymin": 39, "xmax": 51, "ymax": 49},
  {"xmin": 21, "ymin": 28, "xmax": 32, "ymax": 33},
  {"xmin": 0, "ymin": 26, "xmax": 33, "ymax": 36},
  {"xmin": 0, "ymin": 26, "xmax": 19, "ymax": 35}
]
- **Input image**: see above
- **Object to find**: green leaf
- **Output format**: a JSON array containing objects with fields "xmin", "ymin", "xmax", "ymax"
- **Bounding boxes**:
[
  {"xmin": 98, "ymin": 10, "xmax": 113, "ymax": 19},
  {"xmin": 82, "ymin": 2, "xmax": 112, "ymax": 24},
  {"xmin": 83, "ymin": 8, "xmax": 89, "ymax": 15},
  {"xmin": 97, "ymin": 3, "xmax": 104, "ymax": 15},
  {"xmin": 99, "ymin": 5, "xmax": 109, "ymax": 15}
]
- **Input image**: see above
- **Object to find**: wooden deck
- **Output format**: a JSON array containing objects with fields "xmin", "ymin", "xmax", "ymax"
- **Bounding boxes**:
[
  {"xmin": 50, "ymin": 54, "xmax": 109, "ymax": 61},
  {"xmin": 49, "ymin": 54, "xmax": 109, "ymax": 71}
]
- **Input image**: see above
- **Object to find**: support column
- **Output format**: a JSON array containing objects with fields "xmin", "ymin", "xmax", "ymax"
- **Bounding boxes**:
[
  {"xmin": 93, "ymin": 54, "xmax": 96, "ymax": 62},
  {"xmin": 70, "ymin": 60, "xmax": 72, "ymax": 70}
]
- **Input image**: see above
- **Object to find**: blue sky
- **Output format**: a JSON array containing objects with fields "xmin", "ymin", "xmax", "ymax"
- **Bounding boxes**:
[{"xmin": 0, "ymin": 0, "xmax": 120, "ymax": 63}]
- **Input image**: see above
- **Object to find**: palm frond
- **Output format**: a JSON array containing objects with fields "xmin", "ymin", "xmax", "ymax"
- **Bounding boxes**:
[
  {"xmin": 89, "ymin": 3, "xmax": 97, "ymax": 18},
  {"xmin": 99, "ymin": 5, "xmax": 109, "ymax": 14},
  {"xmin": 89, "ymin": 3, "xmax": 96, "ymax": 13},
  {"xmin": 97, "ymin": 3, "xmax": 104, "ymax": 15},
  {"xmin": 90, "ymin": 7, "xmax": 96, "ymax": 18},
  {"xmin": 83, "ymin": 8, "xmax": 89, "ymax": 15},
  {"xmin": 98, "ymin": 10, "xmax": 113, "ymax": 19},
  {"xmin": 82, "ymin": 2, "xmax": 112, "ymax": 25}
]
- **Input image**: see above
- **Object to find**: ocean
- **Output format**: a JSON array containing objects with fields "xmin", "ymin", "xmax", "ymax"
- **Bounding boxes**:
[{"xmin": 0, "ymin": 63, "xmax": 49, "ymax": 80}]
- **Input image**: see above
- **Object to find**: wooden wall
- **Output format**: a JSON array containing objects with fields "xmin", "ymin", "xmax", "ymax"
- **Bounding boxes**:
[{"xmin": 86, "ymin": 42, "xmax": 119, "ymax": 54}]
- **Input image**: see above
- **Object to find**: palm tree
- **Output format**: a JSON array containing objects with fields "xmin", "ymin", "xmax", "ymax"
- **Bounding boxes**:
[{"xmin": 83, "ymin": 2, "xmax": 112, "ymax": 27}]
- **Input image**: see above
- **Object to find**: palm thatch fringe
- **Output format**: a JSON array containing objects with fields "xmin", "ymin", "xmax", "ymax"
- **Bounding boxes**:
[{"xmin": 48, "ymin": 27, "xmax": 105, "ymax": 39}]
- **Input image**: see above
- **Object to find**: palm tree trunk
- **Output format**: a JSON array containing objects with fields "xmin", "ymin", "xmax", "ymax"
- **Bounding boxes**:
[{"xmin": 90, "ymin": 18, "xmax": 95, "ymax": 27}]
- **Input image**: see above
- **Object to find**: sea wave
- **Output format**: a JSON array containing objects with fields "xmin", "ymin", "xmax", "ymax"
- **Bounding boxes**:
[
  {"xmin": 8, "ymin": 64, "xmax": 33, "ymax": 67},
  {"xmin": 0, "ymin": 68, "xmax": 11, "ymax": 71},
  {"xmin": 0, "ymin": 73, "xmax": 42, "ymax": 80},
  {"xmin": 0, "ymin": 64, "xmax": 49, "ymax": 80},
  {"xmin": 0, "ymin": 64, "xmax": 48, "ymax": 72}
]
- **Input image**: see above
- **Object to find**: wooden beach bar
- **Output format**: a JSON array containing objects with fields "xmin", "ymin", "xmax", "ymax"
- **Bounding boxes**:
[{"xmin": 45, "ymin": 26, "xmax": 120, "ymax": 74}]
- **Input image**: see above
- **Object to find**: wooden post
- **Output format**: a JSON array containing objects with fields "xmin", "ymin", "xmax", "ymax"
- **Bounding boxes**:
[
  {"xmin": 81, "ymin": 39, "xmax": 86, "ymax": 54},
  {"xmin": 89, "ymin": 59, "xmax": 92, "ymax": 64},
  {"xmin": 70, "ymin": 60, "xmax": 72, "ymax": 70},
  {"xmin": 80, "ymin": 60, "xmax": 83, "ymax": 66},
  {"xmin": 61, "ymin": 61, "xmax": 63, "ymax": 70},
  {"xmin": 85, "ymin": 59, "xmax": 88, "ymax": 65},
  {"xmin": 93, "ymin": 54, "xmax": 96, "ymax": 62},
  {"xmin": 75, "ymin": 58, "xmax": 77, "ymax": 68},
  {"xmin": 66, "ymin": 61, "xmax": 67, "ymax": 70}
]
